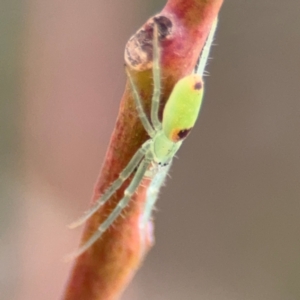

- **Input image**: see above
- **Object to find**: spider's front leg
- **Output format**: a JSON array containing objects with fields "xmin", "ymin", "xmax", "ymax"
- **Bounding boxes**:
[
  {"xmin": 150, "ymin": 19, "xmax": 162, "ymax": 131},
  {"xmin": 126, "ymin": 67, "xmax": 155, "ymax": 138},
  {"xmin": 125, "ymin": 20, "xmax": 163, "ymax": 136}
]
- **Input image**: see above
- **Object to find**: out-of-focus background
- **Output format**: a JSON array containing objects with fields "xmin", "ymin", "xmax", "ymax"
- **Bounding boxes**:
[{"xmin": 1, "ymin": 0, "xmax": 300, "ymax": 299}]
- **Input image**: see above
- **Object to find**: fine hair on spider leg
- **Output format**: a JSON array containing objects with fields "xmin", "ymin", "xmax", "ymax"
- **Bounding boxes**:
[
  {"xmin": 150, "ymin": 19, "xmax": 162, "ymax": 131},
  {"xmin": 195, "ymin": 17, "xmax": 218, "ymax": 77},
  {"xmin": 139, "ymin": 162, "xmax": 172, "ymax": 254}
]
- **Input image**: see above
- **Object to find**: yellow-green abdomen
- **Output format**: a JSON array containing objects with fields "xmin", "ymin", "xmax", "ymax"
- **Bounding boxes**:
[{"xmin": 162, "ymin": 74, "xmax": 204, "ymax": 142}]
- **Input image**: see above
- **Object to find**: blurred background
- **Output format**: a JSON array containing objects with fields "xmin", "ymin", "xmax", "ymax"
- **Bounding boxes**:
[{"xmin": 1, "ymin": 0, "xmax": 300, "ymax": 299}]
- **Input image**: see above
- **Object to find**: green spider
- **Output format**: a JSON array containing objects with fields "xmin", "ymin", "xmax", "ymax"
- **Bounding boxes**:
[{"xmin": 68, "ymin": 17, "xmax": 218, "ymax": 259}]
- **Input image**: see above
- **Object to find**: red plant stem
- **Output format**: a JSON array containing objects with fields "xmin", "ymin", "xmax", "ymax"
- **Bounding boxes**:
[{"xmin": 62, "ymin": 0, "xmax": 223, "ymax": 299}]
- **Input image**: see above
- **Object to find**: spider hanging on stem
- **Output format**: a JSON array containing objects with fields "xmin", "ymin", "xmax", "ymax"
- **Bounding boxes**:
[{"xmin": 67, "ymin": 17, "xmax": 218, "ymax": 260}]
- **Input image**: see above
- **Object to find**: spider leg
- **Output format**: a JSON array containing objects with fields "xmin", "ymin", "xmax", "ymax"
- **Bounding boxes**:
[
  {"xmin": 126, "ymin": 68, "xmax": 155, "ymax": 138},
  {"xmin": 150, "ymin": 21, "xmax": 162, "ymax": 131},
  {"xmin": 195, "ymin": 17, "xmax": 218, "ymax": 77},
  {"xmin": 69, "ymin": 140, "xmax": 152, "ymax": 229},
  {"xmin": 67, "ymin": 154, "xmax": 152, "ymax": 260},
  {"xmin": 139, "ymin": 161, "xmax": 172, "ymax": 254}
]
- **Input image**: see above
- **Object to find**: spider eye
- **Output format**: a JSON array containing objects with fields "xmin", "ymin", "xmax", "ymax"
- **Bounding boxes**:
[{"xmin": 162, "ymin": 74, "xmax": 204, "ymax": 143}]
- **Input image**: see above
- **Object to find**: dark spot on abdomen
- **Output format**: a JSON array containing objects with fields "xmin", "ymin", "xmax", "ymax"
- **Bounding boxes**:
[
  {"xmin": 194, "ymin": 81, "xmax": 202, "ymax": 90},
  {"xmin": 177, "ymin": 128, "xmax": 192, "ymax": 140}
]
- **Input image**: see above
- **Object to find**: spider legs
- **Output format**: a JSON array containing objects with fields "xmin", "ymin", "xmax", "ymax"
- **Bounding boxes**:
[
  {"xmin": 67, "ymin": 153, "xmax": 153, "ymax": 259},
  {"xmin": 195, "ymin": 17, "xmax": 218, "ymax": 77},
  {"xmin": 126, "ymin": 68, "xmax": 155, "ymax": 138},
  {"xmin": 139, "ymin": 161, "xmax": 172, "ymax": 255},
  {"xmin": 125, "ymin": 21, "xmax": 162, "ymax": 137},
  {"xmin": 69, "ymin": 19, "xmax": 166, "ymax": 259},
  {"xmin": 150, "ymin": 21, "xmax": 162, "ymax": 131},
  {"xmin": 69, "ymin": 140, "xmax": 152, "ymax": 229}
]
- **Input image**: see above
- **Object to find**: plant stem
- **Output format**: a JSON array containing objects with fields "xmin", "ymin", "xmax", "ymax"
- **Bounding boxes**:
[{"xmin": 62, "ymin": 0, "xmax": 223, "ymax": 299}]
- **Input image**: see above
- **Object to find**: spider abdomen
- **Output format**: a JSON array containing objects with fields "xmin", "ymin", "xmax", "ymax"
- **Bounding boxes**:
[{"xmin": 162, "ymin": 74, "xmax": 204, "ymax": 142}]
